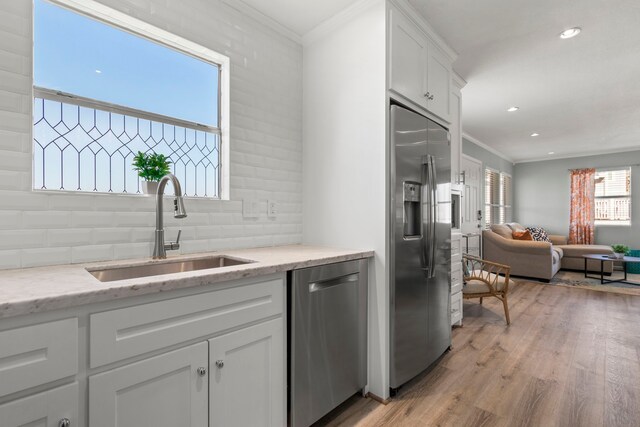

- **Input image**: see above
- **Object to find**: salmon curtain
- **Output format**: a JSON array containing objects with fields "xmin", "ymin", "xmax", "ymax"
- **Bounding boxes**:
[{"xmin": 569, "ymin": 168, "xmax": 595, "ymax": 244}]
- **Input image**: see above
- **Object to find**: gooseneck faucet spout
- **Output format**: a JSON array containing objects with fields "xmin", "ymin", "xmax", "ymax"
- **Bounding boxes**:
[{"xmin": 153, "ymin": 173, "xmax": 187, "ymax": 259}]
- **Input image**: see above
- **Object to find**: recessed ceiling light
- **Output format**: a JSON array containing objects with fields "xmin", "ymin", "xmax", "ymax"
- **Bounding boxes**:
[
  {"xmin": 507, "ymin": 106, "xmax": 519, "ymax": 112},
  {"xmin": 560, "ymin": 27, "xmax": 581, "ymax": 39},
  {"xmin": 531, "ymin": 133, "xmax": 539, "ymax": 137},
  {"xmin": 95, "ymin": 69, "xmax": 102, "ymax": 74},
  {"xmin": 548, "ymin": 151, "xmax": 555, "ymax": 155}
]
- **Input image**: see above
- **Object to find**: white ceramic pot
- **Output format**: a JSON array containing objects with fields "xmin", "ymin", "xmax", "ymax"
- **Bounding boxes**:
[
  {"xmin": 141, "ymin": 181, "xmax": 159, "ymax": 195},
  {"xmin": 614, "ymin": 252, "xmax": 625, "ymax": 259}
]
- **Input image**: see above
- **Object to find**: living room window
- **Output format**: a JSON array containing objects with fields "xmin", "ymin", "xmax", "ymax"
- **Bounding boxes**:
[
  {"xmin": 594, "ymin": 168, "xmax": 631, "ymax": 226},
  {"xmin": 33, "ymin": 0, "xmax": 230, "ymax": 198},
  {"xmin": 485, "ymin": 168, "xmax": 512, "ymax": 228}
]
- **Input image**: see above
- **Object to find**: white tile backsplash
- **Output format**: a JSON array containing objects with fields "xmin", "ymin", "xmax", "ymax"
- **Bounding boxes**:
[{"xmin": 0, "ymin": 0, "xmax": 303, "ymax": 269}]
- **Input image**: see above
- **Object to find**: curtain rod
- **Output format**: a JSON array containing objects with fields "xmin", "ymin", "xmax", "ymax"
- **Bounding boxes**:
[{"xmin": 568, "ymin": 165, "xmax": 639, "ymax": 171}]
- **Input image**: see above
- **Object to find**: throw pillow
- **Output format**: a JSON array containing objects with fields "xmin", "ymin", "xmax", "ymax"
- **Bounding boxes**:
[
  {"xmin": 512, "ymin": 230, "xmax": 533, "ymax": 240},
  {"xmin": 526, "ymin": 226, "xmax": 551, "ymax": 243}
]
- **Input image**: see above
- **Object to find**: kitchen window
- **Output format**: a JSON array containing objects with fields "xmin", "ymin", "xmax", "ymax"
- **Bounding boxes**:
[
  {"xmin": 595, "ymin": 168, "xmax": 631, "ymax": 226},
  {"xmin": 484, "ymin": 168, "xmax": 512, "ymax": 228},
  {"xmin": 33, "ymin": 0, "xmax": 229, "ymax": 198}
]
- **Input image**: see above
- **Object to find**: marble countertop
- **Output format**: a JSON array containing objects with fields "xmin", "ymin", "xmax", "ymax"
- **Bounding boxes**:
[{"xmin": 0, "ymin": 245, "xmax": 374, "ymax": 319}]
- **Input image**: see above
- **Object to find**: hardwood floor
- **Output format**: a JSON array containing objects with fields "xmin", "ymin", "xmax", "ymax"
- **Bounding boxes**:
[{"xmin": 316, "ymin": 281, "xmax": 640, "ymax": 427}]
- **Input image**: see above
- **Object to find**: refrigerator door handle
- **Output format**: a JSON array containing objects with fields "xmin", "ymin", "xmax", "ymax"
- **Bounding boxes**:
[
  {"xmin": 421, "ymin": 155, "xmax": 436, "ymax": 278},
  {"xmin": 429, "ymin": 155, "xmax": 437, "ymax": 278}
]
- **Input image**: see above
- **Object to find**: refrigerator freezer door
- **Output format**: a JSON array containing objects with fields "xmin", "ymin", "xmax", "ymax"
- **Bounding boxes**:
[{"xmin": 390, "ymin": 105, "xmax": 431, "ymax": 389}]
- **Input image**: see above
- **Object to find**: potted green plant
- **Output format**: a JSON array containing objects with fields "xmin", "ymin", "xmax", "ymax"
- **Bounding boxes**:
[
  {"xmin": 611, "ymin": 244, "xmax": 629, "ymax": 259},
  {"xmin": 132, "ymin": 151, "xmax": 172, "ymax": 195}
]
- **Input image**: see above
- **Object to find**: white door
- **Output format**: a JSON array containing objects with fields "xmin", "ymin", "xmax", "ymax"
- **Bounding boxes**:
[
  {"xmin": 461, "ymin": 155, "xmax": 483, "ymax": 256},
  {"xmin": 0, "ymin": 383, "xmax": 78, "ymax": 427},
  {"xmin": 209, "ymin": 318, "xmax": 284, "ymax": 427},
  {"xmin": 89, "ymin": 342, "xmax": 208, "ymax": 427}
]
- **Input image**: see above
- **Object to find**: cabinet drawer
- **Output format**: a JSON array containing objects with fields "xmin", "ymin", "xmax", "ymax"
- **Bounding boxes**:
[
  {"xmin": 451, "ymin": 291, "xmax": 463, "ymax": 326},
  {"xmin": 90, "ymin": 277, "xmax": 284, "ymax": 368},
  {"xmin": 451, "ymin": 236, "xmax": 462, "ymax": 261},
  {"xmin": 0, "ymin": 382, "xmax": 78, "ymax": 427},
  {"xmin": 0, "ymin": 318, "xmax": 78, "ymax": 397},
  {"xmin": 451, "ymin": 263, "xmax": 463, "ymax": 295}
]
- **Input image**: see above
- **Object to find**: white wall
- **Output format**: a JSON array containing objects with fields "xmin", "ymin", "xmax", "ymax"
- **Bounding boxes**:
[
  {"xmin": 0, "ymin": 0, "xmax": 303, "ymax": 269},
  {"xmin": 514, "ymin": 150, "xmax": 640, "ymax": 246},
  {"xmin": 302, "ymin": 0, "xmax": 388, "ymax": 399}
]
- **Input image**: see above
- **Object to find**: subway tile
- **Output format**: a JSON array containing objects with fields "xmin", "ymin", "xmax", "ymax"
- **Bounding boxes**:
[
  {"xmin": 22, "ymin": 247, "xmax": 72, "ymax": 268},
  {"xmin": 48, "ymin": 228, "xmax": 92, "ymax": 247},
  {"xmin": 0, "ymin": 229, "xmax": 46, "ymax": 250},
  {"xmin": 0, "ymin": 249, "xmax": 20, "ymax": 269},
  {"xmin": 71, "ymin": 245, "xmax": 114, "ymax": 264},
  {"xmin": 71, "ymin": 211, "xmax": 114, "ymax": 228},
  {"xmin": 23, "ymin": 211, "xmax": 71, "ymax": 229}
]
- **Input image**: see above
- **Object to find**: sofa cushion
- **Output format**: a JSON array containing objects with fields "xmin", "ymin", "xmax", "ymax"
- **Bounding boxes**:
[
  {"xmin": 490, "ymin": 224, "xmax": 513, "ymax": 239},
  {"xmin": 513, "ymin": 230, "xmax": 533, "ymax": 240},
  {"xmin": 552, "ymin": 248, "xmax": 561, "ymax": 265},
  {"xmin": 506, "ymin": 222, "xmax": 526, "ymax": 233},
  {"xmin": 556, "ymin": 244, "xmax": 614, "ymax": 258},
  {"xmin": 526, "ymin": 226, "xmax": 551, "ymax": 243},
  {"xmin": 553, "ymin": 247, "xmax": 564, "ymax": 259}
]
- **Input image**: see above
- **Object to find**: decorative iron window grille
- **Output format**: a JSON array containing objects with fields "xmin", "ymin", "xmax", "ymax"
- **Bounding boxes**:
[{"xmin": 33, "ymin": 87, "xmax": 221, "ymax": 198}]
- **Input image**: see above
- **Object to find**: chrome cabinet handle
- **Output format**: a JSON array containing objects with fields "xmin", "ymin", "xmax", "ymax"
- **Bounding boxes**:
[
  {"xmin": 197, "ymin": 367, "xmax": 207, "ymax": 376},
  {"xmin": 59, "ymin": 419, "xmax": 70, "ymax": 427},
  {"xmin": 215, "ymin": 360, "xmax": 224, "ymax": 368}
]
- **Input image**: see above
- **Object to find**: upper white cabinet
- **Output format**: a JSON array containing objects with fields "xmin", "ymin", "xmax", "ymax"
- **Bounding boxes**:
[{"xmin": 389, "ymin": 6, "xmax": 452, "ymax": 122}]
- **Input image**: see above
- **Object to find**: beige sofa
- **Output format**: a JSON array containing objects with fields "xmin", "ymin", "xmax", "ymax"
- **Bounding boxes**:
[{"xmin": 482, "ymin": 223, "xmax": 614, "ymax": 282}]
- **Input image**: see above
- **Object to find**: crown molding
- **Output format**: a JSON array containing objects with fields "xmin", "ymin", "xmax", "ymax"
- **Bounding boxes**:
[
  {"xmin": 302, "ymin": 0, "xmax": 382, "ymax": 46},
  {"xmin": 514, "ymin": 145, "xmax": 640, "ymax": 164},
  {"xmin": 462, "ymin": 132, "xmax": 514, "ymax": 163},
  {"xmin": 389, "ymin": 0, "xmax": 458, "ymax": 63},
  {"xmin": 222, "ymin": 0, "xmax": 302, "ymax": 44},
  {"xmin": 452, "ymin": 71, "xmax": 467, "ymax": 89}
]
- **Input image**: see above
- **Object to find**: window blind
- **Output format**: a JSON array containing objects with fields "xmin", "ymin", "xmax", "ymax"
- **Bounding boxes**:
[
  {"xmin": 485, "ymin": 169, "xmax": 512, "ymax": 228},
  {"xmin": 594, "ymin": 168, "xmax": 631, "ymax": 225}
]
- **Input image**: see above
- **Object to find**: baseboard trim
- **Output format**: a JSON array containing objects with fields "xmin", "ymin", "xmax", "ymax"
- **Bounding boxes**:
[{"xmin": 366, "ymin": 392, "xmax": 391, "ymax": 405}]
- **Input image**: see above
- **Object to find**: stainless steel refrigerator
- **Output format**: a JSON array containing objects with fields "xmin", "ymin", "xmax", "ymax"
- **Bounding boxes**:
[{"xmin": 389, "ymin": 104, "xmax": 452, "ymax": 391}]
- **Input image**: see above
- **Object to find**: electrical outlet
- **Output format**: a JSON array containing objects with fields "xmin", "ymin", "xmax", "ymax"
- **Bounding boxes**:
[
  {"xmin": 243, "ymin": 198, "xmax": 260, "ymax": 218},
  {"xmin": 267, "ymin": 200, "xmax": 277, "ymax": 218}
]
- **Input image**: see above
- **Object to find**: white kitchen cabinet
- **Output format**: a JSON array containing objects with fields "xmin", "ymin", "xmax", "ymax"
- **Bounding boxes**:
[
  {"xmin": 89, "ymin": 342, "xmax": 209, "ymax": 427},
  {"xmin": 450, "ymin": 74, "xmax": 465, "ymax": 184},
  {"xmin": 389, "ymin": 5, "xmax": 452, "ymax": 122},
  {"xmin": 209, "ymin": 318, "xmax": 284, "ymax": 427},
  {"xmin": 0, "ymin": 318, "xmax": 78, "ymax": 398},
  {"xmin": 0, "ymin": 382, "xmax": 78, "ymax": 427}
]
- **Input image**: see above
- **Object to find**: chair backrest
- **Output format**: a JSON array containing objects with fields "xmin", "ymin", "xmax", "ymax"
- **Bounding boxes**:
[{"xmin": 463, "ymin": 254, "xmax": 512, "ymax": 295}]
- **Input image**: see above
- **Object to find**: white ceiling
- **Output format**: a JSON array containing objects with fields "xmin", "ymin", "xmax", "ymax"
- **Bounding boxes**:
[{"xmin": 239, "ymin": 0, "xmax": 640, "ymax": 163}]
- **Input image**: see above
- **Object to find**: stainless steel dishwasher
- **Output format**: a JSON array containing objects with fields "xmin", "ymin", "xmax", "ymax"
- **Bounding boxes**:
[{"xmin": 288, "ymin": 259, "xmax": 368, "ymax": 427}]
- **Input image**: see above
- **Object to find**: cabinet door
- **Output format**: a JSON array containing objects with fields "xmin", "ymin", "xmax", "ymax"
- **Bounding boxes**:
[
  {"xmin": 89, "ymin": 342, "xmax": 208, "ymax": 427},
  {"xmin": 389, "ymin": 8, "xmax": 428, "ymax": 108},
  {"xmin": 450, "ymin": 88, "xmax": 462, "ymax": 183},
  {"xmin": 209, "ymin": 318, "xmax": 284, "ymax": 427},
  {"xmin": 426, "ymin": 39, "xmax": 452, "ymax": 122},
  {"xmin": 0, "ymin": 382, "xmax": 78, "ymax": 427}
]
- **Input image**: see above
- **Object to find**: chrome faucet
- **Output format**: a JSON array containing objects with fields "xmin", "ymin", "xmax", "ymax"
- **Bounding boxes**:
[{"xmin": 153, "ymin": 173, "xmax": 187, "ymax": 259}]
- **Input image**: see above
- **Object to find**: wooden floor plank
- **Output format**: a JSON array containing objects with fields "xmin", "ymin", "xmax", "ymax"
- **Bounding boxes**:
[{"xmin": 316, "ymin": 281, "xmax": 640, "ymax": 427}]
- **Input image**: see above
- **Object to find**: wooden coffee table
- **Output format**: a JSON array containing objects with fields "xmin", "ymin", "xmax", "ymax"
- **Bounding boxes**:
[{"xmin": 583, "ymin": 254, "xmax": 640, "ymax": 285}]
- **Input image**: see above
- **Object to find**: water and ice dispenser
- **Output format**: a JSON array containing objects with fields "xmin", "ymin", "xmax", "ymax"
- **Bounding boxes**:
[{"xmin": 403, "ymin": 181, "xmax": 422, "ymax": 238}]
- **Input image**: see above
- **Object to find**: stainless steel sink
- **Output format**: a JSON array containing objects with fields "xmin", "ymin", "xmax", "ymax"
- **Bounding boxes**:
[{"xmin": 87, "ymin": 256, "xmax": 254, "ymax": 282}]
